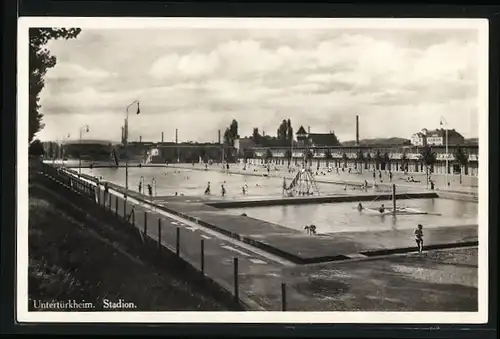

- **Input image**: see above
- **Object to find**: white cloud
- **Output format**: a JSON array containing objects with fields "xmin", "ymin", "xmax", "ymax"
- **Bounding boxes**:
[
  {"xmin": 38, "ymin": 28, "xmax": 481, "ymax": 142},
  {"xmin": 45, "ymin": 62, "xmax": 116, "ymax": 80}
]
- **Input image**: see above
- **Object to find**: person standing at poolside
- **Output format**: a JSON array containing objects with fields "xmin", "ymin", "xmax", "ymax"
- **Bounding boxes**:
[{"xmin": 415, "ymin": 224, "xmax": 424, "ymax": 253}]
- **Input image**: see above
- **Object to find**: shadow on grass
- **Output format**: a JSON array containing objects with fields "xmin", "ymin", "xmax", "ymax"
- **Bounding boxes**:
[{"xmin": 28, "ymin": 172, "xmax": 236, "ymax": 311}]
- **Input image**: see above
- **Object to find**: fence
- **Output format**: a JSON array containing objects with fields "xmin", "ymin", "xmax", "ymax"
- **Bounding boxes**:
[{"xmin": 38, "ymin": 163, "xmax": 290, "ymax": 311}]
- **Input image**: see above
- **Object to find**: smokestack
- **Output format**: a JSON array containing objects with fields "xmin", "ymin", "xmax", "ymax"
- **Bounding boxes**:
[
  {"xmin": 121, "ymin": 126, "xmax": 124, "ymax": 142},
  {"xmin": 175, "ymin": 128, "xmax": 178, "ymax": 144},
  {"xmin": 161, "ymin": 132, "xmax": 164, "ymax": 143},
  {"xmin": 356, "ymin": 115, "xmax": 359, "ymax": 146},
  {"xmin": 218, "ymin": 129, "xmax": 221, "ymax": 144},
  {"xmin": 308, "ymin": 126, "xmax": 310, "ymax": 134},
  {"xmin": 139, "ymin": 135, "xmax": 142, "ymax": 143}
]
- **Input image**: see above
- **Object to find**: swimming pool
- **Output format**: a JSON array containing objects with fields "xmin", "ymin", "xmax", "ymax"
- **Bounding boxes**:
[
  {"xmin": 80, "ymin": 165, "xmax": 356, "ymax": 199},
  {"xmin": 226, "ymin": 198, "xmax": 478, "ymax": 233}
]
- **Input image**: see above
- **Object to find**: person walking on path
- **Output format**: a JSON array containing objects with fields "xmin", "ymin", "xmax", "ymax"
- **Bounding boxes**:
[{"xmin": 414, "ymin": 224, "xmax": 424, "ymax": 253}]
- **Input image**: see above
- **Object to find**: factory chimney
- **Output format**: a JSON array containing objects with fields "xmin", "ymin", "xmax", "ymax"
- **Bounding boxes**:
[
  {"xmin": 175, "ymin": 128, "xmax": 178, "ymax": 144},
  {"xmin": 356, "ymin": 115, "xmax": 359, "ymax": 146},
  {"xmin": 161, "ymin": 132, "xmax": 164, "ymax": 143},
  {"xmin": 308, "ymin": 126, "xmax": 310, "ymax": 134},
  {"xmin": 218, "ymin": 129, "xmax": 221, "ymax": 144}
]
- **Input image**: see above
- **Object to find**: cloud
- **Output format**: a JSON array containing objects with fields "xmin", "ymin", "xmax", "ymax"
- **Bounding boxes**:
[
  {"xmin": 37, "ymin": 28, "xmax": 481, "ymax": 143},
  {"xmin": 45, "ymin": 62, "xmax": 117, "ymax": 80}
]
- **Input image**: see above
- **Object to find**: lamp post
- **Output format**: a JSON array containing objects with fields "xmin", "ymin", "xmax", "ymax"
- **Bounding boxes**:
[
  {"xmin": 60, "ymin": 133, "xmax": 70, "ymax": 168},
  {"xmin": 124, "ymin": 100, "xmax": 140, "ymax": 199},
  {"xmin": 78, "ymin": 125, "xmax": 90, "ymax": 175},
  {"xmin": 440, "ymin": 117, "xmax": 449, "ymax": 187}
]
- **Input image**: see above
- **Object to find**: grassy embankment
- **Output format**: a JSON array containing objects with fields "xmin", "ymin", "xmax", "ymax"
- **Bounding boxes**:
[{"xmin": 28, "ymin": 160, "xmax": 231, "ymax": 311}]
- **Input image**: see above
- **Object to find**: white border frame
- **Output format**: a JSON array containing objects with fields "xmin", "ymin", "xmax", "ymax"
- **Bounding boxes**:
[{"xmin": 17, "ymin": 17, "xmax": 489, "ymax": 324}]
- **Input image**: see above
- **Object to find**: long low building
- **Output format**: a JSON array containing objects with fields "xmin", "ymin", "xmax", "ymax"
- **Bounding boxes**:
[{"xmin": 245, "ymin": 144, "xmax": 479, "ymax": 176}]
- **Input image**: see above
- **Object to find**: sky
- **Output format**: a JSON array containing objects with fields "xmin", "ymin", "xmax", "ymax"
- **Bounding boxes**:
[{"xmin": 36, "ymin": 26, "xmax": 481, "ymax": 143}]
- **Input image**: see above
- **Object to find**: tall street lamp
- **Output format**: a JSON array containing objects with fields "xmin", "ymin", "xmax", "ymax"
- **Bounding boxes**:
[
  {"xmin": 124, "ymin": 100, "xmax": 141, "ymax": 199},
  {"xmin": 440, "ymin": 117, "xmax": 449, "ymax": 187},
  {"xmin": 78, "ymin": 125, "xmax": 90, "ymax": 175},
  {"xmin": 60, "ymin": 133, "xmax": 70, "ymax": 168}
]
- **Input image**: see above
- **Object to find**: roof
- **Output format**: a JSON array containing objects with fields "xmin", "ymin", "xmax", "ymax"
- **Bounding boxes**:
[
  {"xmin": 412, "ymin": 132, "xmax": 425, "ymax": 137},
  {"xmin": 296, "ymin": 126, "xmax": 307, "ymax": 135},
  {"xmin": 426, "ymin": 129, "xmax": 464, "ymax": 139},
  {"xmin": 308, "ymin": 133, "xmax": 341, "ymax": 146},
  {"xmin": 61, "ymin": 139, "xmax": 116, "ymax": 145}
]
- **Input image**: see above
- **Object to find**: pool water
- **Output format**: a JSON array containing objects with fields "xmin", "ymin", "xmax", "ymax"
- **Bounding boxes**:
[
  {"xmin": 227, "ymin": 198, "xmax": 478, "ymax": 233},
  {"xmin": 80, "ymin": 166, "xmax": 353, "ymax": 199}
]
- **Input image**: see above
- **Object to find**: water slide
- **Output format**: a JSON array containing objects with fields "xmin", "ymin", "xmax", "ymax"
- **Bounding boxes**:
[{"xmin": 286, "ymin": 171, "xmax": 301, "ymax": 191}]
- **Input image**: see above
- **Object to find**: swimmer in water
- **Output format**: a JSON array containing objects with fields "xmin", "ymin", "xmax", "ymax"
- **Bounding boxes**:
[
  {"xmin": 221, "ymin": 184, "xmax": 226, "ymax": 197},
  {"xmin": 357, "ymin": 202, "xmax": 364, "ymax": 211},
  {"xmin": 379, "ymin": 204, "xmax": 385, "ymax": 213},
  {"xmin": 204, "ymin": 182, "xmax": 211, "ymax": 195}
]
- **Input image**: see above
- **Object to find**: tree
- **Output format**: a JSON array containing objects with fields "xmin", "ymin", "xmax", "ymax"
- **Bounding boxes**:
[
  {"xmin": 401, "ymin": 150, "xmax": 408, "ymax": 172},
  {"xmin": 229, "ymin": 119, "xmax": 238, "ymax": 144},
  {"xmin": 356, "ymin": 149, "xmax": 365, "ymax": 173},
  {"xmin": 29, "ymin": 139, "xmax": 45, "ymax": 157},
  {"xmin": 420, "ymin": 145, "xmax": 437, "ymax": 187},
  {"xmin": 29, "ymin": 28, "xmax": 82, "ymax": 142},
  {"xmin": 277, "ymin": 119, "xmax": 288, "ymax": 142},
  {"xmin": 252, "ymin": 127, "xmax": 261, "ymax": 145},
  {"xmin": 375, "ymin": 150, "xmax": 382, "ymax": 170},
  {"xmin": 324, "ymin": 149, "xmax": 333, "ymax": 168},
  {"xmin": 342, "ymin": 152, "xmax": 348, "ymax": 167},
  {"xmin": 265, "ymin": 148, "xmax": 273, "ymax": 163},
  {"xmin": 243, "ymin": 149, "xmax": 255, "ymax": 160},
  {"xmin": 47, "ymin": 142, "xmax": 54, "ymax": 158},
  {"xmin": 365, "ymin": 153, "xmax": 372, "ymax": 170},
  {"xmin": 383, "ymin": 152, "xmax": 390, "ymax": 171},
  {"xmin": 454, "ymin": 146, "xmax": 469, "ymax": 184},
  {"xmin": 286, "ymin": 119, "xmax": 293, "ymax": 143},
  {"xmin": 285, "ymin": 149, "xmax": 292, "ymax": 167},
  {"xmin": 306, "ymin": 149, "xmax": 314, "ymax": 166}
]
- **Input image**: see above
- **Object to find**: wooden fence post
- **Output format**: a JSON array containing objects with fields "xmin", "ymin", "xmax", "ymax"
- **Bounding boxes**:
[
  {"xmin": 201, "ymin": 239, "xmax": 205, "ymax": 275},
  {"xmin": 115, "ymin": 196, "xmax": 118, "ymax": 217},
  {"xmin": 281, "ymin": 283, "xmax": 287, "ymax": 311},
  {"xmin": 176, "ymin": 227, "xmax": 180, "ymax": 256},
  {"xmin": 157, "ymin": 218, "xmax": 162, "ymax": 251},
  {"xmin": 144, "ymin": 212, "xmax": 148, "ymax": 235},
  {"xmin": 234, "ymin": 257, "xmax": 239, "ymax": 303}
]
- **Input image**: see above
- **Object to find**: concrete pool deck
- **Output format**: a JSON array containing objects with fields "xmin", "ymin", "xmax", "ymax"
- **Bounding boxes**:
[
  {"xmin": 99, "ymin": 180, "xmax": 478, "ymax": 265},
  {"xmin": 155, "ymin": 197, "xmax": 478, "ymax": 264}
]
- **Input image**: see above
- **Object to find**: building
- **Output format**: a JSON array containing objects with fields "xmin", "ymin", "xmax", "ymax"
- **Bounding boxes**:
[
  {"xmin": 426, "ymin": 129, "xmax": 465, "ymax": 146},
  {"xmin": 246, "ymin": 143, "xmax": 479, "ymax": 176},
  {"xmin": 234, "ymin": 137, "xmax": 255, "ymax": 157},
  {"xmin": 410, "ymin": 130, "xmax": 427, "ymax": 146},
  {"xmin": 295, "ymin": 125, "xmax": 341, "ymax": 147},
  {"xmin": 59, "ymin": 139, "xmax": 116, "ymax": 161}
]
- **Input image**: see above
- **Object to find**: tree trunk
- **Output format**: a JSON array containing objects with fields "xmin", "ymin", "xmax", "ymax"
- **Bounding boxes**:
[{"xmin": 426, "ymin": 165, "xmax": 429, "ymax": 189}]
